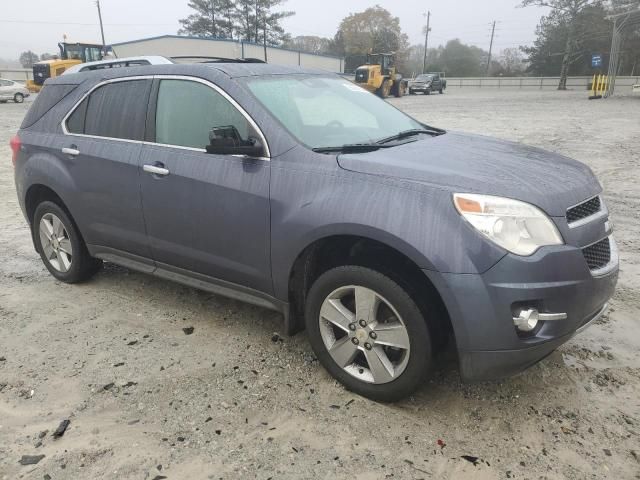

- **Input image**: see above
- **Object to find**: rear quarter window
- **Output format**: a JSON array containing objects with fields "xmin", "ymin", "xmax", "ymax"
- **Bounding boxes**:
[{"xmin": 20, "ymin": 84, "xmax": 79, "ymax": 129}]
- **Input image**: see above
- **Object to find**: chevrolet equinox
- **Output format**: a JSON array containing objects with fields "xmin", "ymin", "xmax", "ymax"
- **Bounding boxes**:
[{"xmin": 12, "ymin": 64, "xmax": 619, "ymax": 401}]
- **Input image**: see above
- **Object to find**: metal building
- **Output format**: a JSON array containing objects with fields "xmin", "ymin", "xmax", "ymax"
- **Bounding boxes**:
[{"xmin": 112, "ymin": 35, "xmax": 344, "ymax": 73}]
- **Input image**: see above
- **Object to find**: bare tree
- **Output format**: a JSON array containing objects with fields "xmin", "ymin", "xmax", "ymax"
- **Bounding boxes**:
[{"xmin": 521, "ymin": 0, "xmax": 595, "ymax": 89}]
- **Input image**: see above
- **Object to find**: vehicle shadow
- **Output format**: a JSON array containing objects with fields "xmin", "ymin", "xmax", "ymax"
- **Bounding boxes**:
[{"xmin": 94, "ymin": 262, "xmax": 583, "ymax": 412}]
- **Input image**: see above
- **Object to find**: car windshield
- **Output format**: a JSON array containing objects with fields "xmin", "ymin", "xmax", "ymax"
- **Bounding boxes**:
[
  {"xmin": 416, "ymin": 75, "xmax": 433, "ymax": 81},
  {"xmin": 244, "ymin": 76, "xmax": 424, "ymax": 149}
]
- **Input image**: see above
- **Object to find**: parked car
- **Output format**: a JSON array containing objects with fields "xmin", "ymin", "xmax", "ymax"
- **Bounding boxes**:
[
  {"xmin": 11, "ymin": 64, "xmax": 618, "ymax": 401},
  {"xmin": 408, "ymin": 73, "xmax": 446, "ymax": 95},
  {"xmin": 0, "ymin": 79, "xmax": 30, "ymax": 103},
  {"xmin": 62, "ymin": 56, "xmax": 174, "ymax": 75},
  {"xmin": 633, "ymin": 83, "xmax": 640, "ymax": 96}
]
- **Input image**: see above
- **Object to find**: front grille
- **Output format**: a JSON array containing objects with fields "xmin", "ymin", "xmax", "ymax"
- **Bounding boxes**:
[
  {"xmin": 355, "ymin": 68, "xmax": 369, "ymax": 84},
  {"xmin": 33, "ymin": 63, "xmax": 51, "ymax": 86},
  {"xmin": 567, "ymin": 196, "xmax": 601, "ymax": 224},
  {"xmin": 582, "ymin": 237, "xmax": 611, "ymax": 271}
]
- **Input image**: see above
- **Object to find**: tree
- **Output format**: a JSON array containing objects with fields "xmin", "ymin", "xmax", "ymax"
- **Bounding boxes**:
[
  {"xmin": 178, "ymin": 0, "xmax": 293, "ymax": 45},
  {"xmin": 521, "ymin": 2, "xmax": 613, "ymax": 78},
  {"xmin": 283, "ymin": 36, "xmax": 332, "ymax": 54},
  {"xmin": 521, "ymin": 0, "xmax": 603, "ymax": 89},
  {"xmin": 19, "ymin": 51, "xmax": 39, "ymax": 68},
  {"xmin": 179, "ymin": 0, "xmax": 236, "ymax": 38},
  {"xmin": 437, "ymin": 39, "xmax": 488, "ymax": 76},
  {"xmin": 334, "ymin": 6, "xmax": 409, "ymax": 72},
  {"xmin": 498, "ymin": 48, "xmax": 528, "ymax": 75}
]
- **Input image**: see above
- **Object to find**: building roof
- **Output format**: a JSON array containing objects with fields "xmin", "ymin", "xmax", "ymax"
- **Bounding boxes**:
[{"xmin": 112, "ymin": 34, "xmax": 344, "ymax": 60}]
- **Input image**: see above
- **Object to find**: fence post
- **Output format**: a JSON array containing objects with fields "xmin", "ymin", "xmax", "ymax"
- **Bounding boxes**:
[
  {"xmin": 519, "ymin": 78, "xmax": 523, "ymax": 89},
  {"xmin": 540, "ymin": 77, "xmax": 543, "ymax": 90},
  {"xmin": 498, "ymin": 77, "xmax": 501, "ymax": 89}
]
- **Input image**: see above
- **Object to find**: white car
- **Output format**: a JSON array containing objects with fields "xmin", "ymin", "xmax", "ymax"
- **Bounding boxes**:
[
  {"xmin": 0, "ymin": 79, "xmax": 30, "ymax": 103},
  {"xmin": 62, "ymin": 56, "xmax": 173, "ymax": 75},
  {"xmin": 633, "ymin": 84, "xmax": 640, "ymax": 96}
]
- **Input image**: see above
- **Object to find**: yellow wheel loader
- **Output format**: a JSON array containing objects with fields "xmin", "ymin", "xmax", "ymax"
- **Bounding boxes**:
[
  {"xmin": 354, "ymin": 53, "xmax": 407, "ymax": 98},
  {"xmin": 27, "ymin": 42, "xmax": 110, "ymax": 93}
]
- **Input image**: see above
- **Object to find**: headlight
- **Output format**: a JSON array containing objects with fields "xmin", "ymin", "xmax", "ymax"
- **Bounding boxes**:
[{"xmin": 453, "ymin": 193, "xmax": 563, "ymax": 256}]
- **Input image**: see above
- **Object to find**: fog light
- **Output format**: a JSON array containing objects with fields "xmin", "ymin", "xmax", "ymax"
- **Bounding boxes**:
[{"xmin": 513, "ymin": 308, "xmax": 539, "ymax": 332}]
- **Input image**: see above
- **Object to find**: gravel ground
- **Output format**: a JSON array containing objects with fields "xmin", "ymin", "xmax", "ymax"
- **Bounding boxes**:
[{"xmin": 1, "ymin": 89, "xmax": 639, "ymax": 480}]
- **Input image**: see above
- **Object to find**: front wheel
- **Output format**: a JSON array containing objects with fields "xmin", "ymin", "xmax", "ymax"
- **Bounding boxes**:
[
  {"xmin": 14, "ymin": 93, "xmax": 24, "ymax": 103},
  {"xmin": 305, "ymin": 266, "xmax": 432, "ymax": 402}
]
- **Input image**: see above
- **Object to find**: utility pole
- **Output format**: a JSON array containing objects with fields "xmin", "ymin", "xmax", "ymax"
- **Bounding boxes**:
[
  {"xmin": 263, "ymin": 12, "xmax": 268, "ymax": 63},
  {"xmin": 95, "ymin": 0, "xmax": 106, "ymax": 52},
  {"xmin": 486, "ymin": 20, "xmax": 496, "ymax": 76},
  {"xmin": 422, "ymin": 11, "xmax": 431, "ymax": 74}
]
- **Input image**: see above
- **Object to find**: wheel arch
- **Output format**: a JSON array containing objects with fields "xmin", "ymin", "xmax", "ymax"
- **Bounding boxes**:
[
  {"xmin": 285, "ymin": 233, "xmax": 454, "ymax": 352},
  {"xmin": 24, "ymin": 183, "xmax": 83, "ymax": 252}
]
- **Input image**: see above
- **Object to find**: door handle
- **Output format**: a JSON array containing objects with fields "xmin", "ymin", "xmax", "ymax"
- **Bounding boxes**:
[
  {"xmin": 61, "ymin": 147, "xmax": 80, "ymax": 156},
  {"xmin": 143, "ymin": 164, "xmax": 170, "ymax": 176}
]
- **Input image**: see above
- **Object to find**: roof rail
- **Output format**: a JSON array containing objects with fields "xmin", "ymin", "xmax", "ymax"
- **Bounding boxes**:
[{"xmin": 171, "ymin": 56, "xmax": 266, "ymax": 64}]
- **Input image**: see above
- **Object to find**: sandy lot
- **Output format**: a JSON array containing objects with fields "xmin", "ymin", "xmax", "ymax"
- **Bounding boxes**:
[{"xmin": 0, "ymin": 89, "xmax": 639, "ymax": 480}]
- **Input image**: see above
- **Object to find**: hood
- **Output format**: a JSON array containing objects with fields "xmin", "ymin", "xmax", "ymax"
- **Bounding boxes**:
[{"xmin": 337, "ymin": 132, "xmax": 601, "ymax": 216}]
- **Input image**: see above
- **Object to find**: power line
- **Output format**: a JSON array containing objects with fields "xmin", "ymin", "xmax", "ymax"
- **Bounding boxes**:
[{"xmin": 0, "ymin": 19, "xmax": 177, "ymax": 26}]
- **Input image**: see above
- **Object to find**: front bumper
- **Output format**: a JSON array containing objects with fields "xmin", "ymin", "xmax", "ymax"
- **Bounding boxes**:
[
  {"xmin": 409, "ymin": 85, "xmax": 431, "ymax": 92},
  {"xmin": 424, "ymin": 241, "xmax": 618, "ymax": 381}
]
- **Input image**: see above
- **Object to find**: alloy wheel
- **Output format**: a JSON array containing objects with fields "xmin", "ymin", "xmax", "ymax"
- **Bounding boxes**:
[
  {"xmin": 318, "ymin": 285, "xmax": 411, "ymax": 384},
  {"xmin": 39, "ymin": 213, "xmax": 73, "ymax": 272}
]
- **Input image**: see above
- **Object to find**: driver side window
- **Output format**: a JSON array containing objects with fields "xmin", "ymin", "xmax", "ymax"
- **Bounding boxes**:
[{"xmin": 155, "ymin": 79, "xmax": 251, "ymax": 150}]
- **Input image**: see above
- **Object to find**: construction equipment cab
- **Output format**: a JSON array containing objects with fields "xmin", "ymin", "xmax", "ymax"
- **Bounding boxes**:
[
  {"xmin": 27, "ymin": 42, "xmax": 111, "ymax": 93},
  {"xmin": 354, "ymin": 53, "xmax": 407, "ymax": 98}
]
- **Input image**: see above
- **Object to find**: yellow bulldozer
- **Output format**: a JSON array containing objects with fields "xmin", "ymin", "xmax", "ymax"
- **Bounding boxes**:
[
  {"xmin": 354, "ymin": 53, "xmax": 407, "ymax": 98},
  {"xmin": 27, "ymin": 42, "xmax": 109, "ymax": 93}
]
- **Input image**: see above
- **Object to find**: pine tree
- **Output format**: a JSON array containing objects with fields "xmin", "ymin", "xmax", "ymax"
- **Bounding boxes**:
[{"xmin": 179, "ymin": 0, "xmax": 293, "ymax": 45}]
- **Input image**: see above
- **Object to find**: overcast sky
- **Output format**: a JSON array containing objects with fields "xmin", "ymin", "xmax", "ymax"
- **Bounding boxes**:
[{"xmin": 0, "ymin": 0, "xmax": 549, "ymax": 60}]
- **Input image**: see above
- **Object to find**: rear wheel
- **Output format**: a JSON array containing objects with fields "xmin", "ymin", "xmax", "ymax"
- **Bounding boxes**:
[
  {"xmin": 305, "ymin": 266, "xmax": 432, "ymax": 402},
  {"xmin": 14, "ymin": 93, "xmax": 24, "ymax": 103},
  {"xmin": 439, "ymin": 88, "xmax": 444, "ymax": 94},
  {"xmin": 34, "ymin": 201, "xmax": 102, "ymax": 283}
]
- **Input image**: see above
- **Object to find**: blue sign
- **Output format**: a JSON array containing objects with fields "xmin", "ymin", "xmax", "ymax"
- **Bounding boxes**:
[{"xmin": 592, "ymin": 54, "xmax": 602, "ymax": 68}]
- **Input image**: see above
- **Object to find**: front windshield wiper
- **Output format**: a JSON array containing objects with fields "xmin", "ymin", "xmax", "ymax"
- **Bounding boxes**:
[
  {"xmin": 312, "ymin": 143, "xmax": 384, "ymax": 154},
  {"xmin": 376, "ymin": 128, "xmax": 443, "ymax": 145}
]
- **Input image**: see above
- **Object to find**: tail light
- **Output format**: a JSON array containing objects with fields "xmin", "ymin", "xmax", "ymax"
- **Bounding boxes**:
[{"xmin": 10, "ymin": 135, "xmax": 21, "ymax": 167}]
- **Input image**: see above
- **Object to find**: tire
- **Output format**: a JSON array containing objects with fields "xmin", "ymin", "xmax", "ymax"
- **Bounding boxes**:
[
  {"xmin": 425, "ymin": 89, "xmax": 431, "ymax": 95},
  {"xmin": 305, "ymin": 266, "xmax": 432, "ymax": 402},
  {"xmin": 409, "ymin": 89, "xmax": 415, "ymax": 95},
  {"xmin": 33, "ymin": 201, "xmax": 102, "ymax": 283},
  {"xmin": 439, "ymin": 89, "xmax": 444, "ymax": 94},
  {"xmin": 14, "ymin": 93, "xmax": 24, "ymax": 103}
]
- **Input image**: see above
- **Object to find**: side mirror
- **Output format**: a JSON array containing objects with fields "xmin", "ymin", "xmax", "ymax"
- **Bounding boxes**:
[{"xmin": 206, "ymin": 125, "xmax": 265, "ymax": 158}]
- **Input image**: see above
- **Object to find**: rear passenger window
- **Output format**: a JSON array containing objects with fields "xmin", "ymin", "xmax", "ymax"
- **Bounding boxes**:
[
  {"xmin": 154, "ymin": 79, "xmax": 251, "ymax": 149},
  {"xmin": 66, "ymin": 79, "xmax": 151, "ymax": 140},
  {"xmin": 66, "ymin": 97, "xmax": 88, "ymax": 134}
]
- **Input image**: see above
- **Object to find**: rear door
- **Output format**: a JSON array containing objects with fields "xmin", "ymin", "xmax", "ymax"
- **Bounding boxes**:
[
  {"xmin": 138, "ymin": 77, "xmax": 272, "ymax": 293},
  {"xmin": 61, "ymin": 78, "xmax": 153, "ymax": 264}
]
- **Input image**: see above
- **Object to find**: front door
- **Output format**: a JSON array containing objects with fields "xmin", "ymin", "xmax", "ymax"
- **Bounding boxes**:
[{"xmin": 139, "ymin": 77, "xmax": 272, "ymax": 293}]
